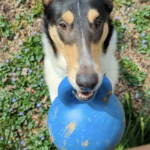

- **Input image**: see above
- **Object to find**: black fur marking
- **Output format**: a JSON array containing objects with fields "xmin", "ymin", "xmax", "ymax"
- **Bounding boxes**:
[
  {"xmin": 43, "ymin": 5, "xmax": 54, "ymax": 23},
  {"xmin": 103, "ymin": 19, "xmax": 114, "ymax": 53},
  {"xmin": 104, "ymin": 0, "xmax": 113, "ymax": 13},
  {"xmin": 42, "ymin": 18, "xmax": 57, "ymax": 56},
  {"xmin": 42, "ymin": 0, "xmax": 114, "ymax": 55}
]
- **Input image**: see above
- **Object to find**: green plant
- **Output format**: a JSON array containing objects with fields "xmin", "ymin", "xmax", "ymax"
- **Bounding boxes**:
[
  {"xmin": 0, "ymin": 15, "xmax": 14, "ymax": 38},
  {"xmin": 114, "ymin": 0, "xmax": 134, "ymax": 8},
  {"xmin": 0, "ymin": 33, "xmax": 57, "ymax": 149},
  {"xmin": 15, "ymin": 12, "xmax": 33, "ymax": 27},
  {"xmin": 112, "ymin": 19, "xmax": 128, "ymax": 51},
  {"xmin": 17, "ymin": 0, "xmax": 26, "ymax": 3},
  {"xmin": 13, "ymin": 1, "xmax": 43, "ymax": 28},
  {"xmin": 137, "ymin": 33, "xmax": 150, "ymax": 59},
  {"xmin": 3, "ymin": 46, "xmax": 7, "ymax": 52},
  {"xmin": 0, "ymin": 121, "xmax": 13, "ymax": 150},
  {"xmin": 119, "ymin": 57, "xmax": 146, "ymax": 87},
  {"xmin": 116, "ymin": 93, "xmax": 150, "ymax": 149},
  {"xmin": 129, "ymin": 6, "xmax": 150, "ymax": 33},
  {"xmin": 32, "ymin": 1, "xmax": 43, "ymax": 17}
]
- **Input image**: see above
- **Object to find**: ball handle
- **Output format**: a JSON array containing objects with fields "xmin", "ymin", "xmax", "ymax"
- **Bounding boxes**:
[
  {"xmin": 58, "ymin": 77, "xmax": 74, "ymax": 105},
  {"xmin": 99, "ymin": 75, "xmax": 112, "ymax": 102},
  {"xmin": 57, "ymin": 75, "xmax": 112, "ymax": 105}
]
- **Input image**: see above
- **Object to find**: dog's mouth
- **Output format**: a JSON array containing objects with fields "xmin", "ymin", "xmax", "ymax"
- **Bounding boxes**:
[{"xmin": 74, "ymin": 90, "xmax": 96, "ymax": 101}]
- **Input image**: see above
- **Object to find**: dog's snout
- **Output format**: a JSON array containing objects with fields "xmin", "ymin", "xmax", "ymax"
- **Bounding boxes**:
[{"xmin": 76, "ymin": 73, "xmax": 98, "ymax": 90}]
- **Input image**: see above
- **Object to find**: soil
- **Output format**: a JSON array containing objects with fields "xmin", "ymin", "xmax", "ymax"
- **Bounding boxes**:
[{"xmin": 0, "ymin": 0, "xmax": 41, "ymax": 63}]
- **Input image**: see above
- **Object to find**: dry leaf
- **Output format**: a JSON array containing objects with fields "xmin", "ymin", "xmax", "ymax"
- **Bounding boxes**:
[
  {"xmin": 2, "ymin": 78, "xmax": 8, "ymax": 83},
  {"xmin": 21, "ymin": 68, "xmax": 28, "ymax": 76}
]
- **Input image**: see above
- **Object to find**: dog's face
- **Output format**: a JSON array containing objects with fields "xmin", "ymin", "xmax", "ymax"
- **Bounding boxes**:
[{"xmin": 42, "ymin": 0, "xmax": 113, "ymax": 101}]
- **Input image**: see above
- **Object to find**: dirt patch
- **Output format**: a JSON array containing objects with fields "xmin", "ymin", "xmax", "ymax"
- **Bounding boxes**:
[
  {"xmin": 112, "ymin": 2, "xmax": 150, "ymax": 113},
  {"xmin": 0, "ymin": 0, "xmax": 42, "ymax": 63}
]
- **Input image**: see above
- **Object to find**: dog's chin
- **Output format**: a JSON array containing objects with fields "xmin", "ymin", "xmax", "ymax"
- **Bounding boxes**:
[{"xmin": 74, "ymin": 90, "xmax": 96, "ymax": 101}]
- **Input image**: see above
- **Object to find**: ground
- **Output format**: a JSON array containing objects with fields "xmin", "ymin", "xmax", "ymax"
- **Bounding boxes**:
[
  {"xmin": 1, "ymin": 0, "xmax": 150, "ymax": 112},
  {"xmin": 0, "ymin": 0, "xmax": 150, "ymax": 149}
]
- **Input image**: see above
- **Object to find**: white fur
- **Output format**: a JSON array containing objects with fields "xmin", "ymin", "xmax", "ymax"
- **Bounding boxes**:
[
  {"xmin": 42, "ymin": 29, "xmax": 118, "ymax": 103},
  {"xmin": 100, "ymin": 29, "xmax": 119, "ymax": 90}
]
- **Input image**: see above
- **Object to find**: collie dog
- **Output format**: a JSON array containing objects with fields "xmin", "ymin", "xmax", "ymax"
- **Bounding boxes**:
[{"xmin": 41, "ymin": 0, "xmax": 118, "ymax": 103}]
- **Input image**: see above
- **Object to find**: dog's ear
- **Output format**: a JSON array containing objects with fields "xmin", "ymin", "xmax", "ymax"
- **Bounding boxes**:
[
  {"xmin": 104, "ymin": 0, "xmax": 113, "ymax": 13},
  {"xmin": 42, "ymin": 0, "xmax": 52, "ymax": 6}
]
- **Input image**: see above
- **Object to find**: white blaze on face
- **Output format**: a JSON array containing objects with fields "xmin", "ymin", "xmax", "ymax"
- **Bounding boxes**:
[{"xmin": 77, "ymin": 0, "xmax": 92, "ymax": 66}]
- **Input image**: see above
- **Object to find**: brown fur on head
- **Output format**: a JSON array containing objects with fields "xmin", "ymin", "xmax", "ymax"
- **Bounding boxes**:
[{"xmin": 42, "ymin": 0, "xmax": 52, "ymax": 6}]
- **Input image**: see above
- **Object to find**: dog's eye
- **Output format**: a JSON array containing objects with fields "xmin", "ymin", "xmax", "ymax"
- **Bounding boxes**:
[
  {"xmin": 59, "ymin": 23, "xmax": 67, "ymax": 30},
  {"xmin": 95, "ymin": 21, "xmax": 101, "ymax": 28}
]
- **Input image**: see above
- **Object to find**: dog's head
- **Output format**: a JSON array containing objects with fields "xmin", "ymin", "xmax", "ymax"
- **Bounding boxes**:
[{"xmin": 42, "ymin": 0, "xmax": 114, "ymax": 101}]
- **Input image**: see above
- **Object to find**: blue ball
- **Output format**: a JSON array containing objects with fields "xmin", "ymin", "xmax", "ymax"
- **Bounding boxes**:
[{"xmin": 47, "ymin": 76, "xmax": 125, "ymax": 150}]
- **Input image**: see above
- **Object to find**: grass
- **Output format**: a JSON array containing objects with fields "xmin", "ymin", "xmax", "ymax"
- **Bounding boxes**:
[
  {"xmin": 116, "ymin": 93, "xmax": 150, "ymax": 149},
  {"xmin": 0, "ymin": 0, "xmax": 150, "ymax": 149}
]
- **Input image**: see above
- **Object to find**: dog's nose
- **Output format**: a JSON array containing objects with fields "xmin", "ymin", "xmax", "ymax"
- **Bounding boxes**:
[{"xmin": 76, "ymin": 73, "xmax": 98, "ymax": 90}]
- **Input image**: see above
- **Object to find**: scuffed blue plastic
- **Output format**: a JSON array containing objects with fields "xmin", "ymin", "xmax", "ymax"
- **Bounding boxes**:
[{"xmin": 47, "ymin": 76, "xmax": 125, "ymax": 150}]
